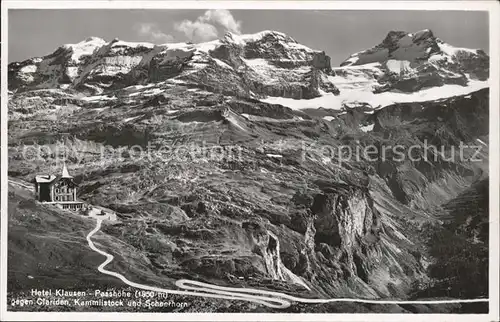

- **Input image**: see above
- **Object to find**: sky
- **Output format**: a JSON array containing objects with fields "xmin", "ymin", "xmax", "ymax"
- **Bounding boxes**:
[{"xmin": 8, "ymin": 9, "xmax": 489, "ymax": 66}]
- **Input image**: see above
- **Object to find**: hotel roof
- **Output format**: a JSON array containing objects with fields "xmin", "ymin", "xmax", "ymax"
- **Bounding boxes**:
[{"xmin": 34, "ymin": 175, "xmax": 57, "ymax": 183}]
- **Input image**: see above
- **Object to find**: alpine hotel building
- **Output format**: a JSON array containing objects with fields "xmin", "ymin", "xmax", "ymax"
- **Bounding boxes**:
[{"xmin": 34, "ymin": 163, "xmax": 84, "ymax": 211}]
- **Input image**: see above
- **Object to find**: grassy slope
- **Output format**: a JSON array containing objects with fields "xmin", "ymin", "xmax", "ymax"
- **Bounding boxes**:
[{"xmin": 7, "ymin": 183, "xmax": 120, "ymax": 292}]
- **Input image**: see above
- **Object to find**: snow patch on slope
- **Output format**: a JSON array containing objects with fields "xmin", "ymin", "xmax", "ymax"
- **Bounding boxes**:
[
  {"xmin": 64, "ymin": 37, "xmax": 107, "ymax": 63},
  {"xmin": 123, "ymin": 114, "xmax": 143, "ymax": 123},
  {"xmin": 386, "ymin": 60, "xmax": 412, "ymax": 74},
  {"xmin": 360, "ymin": 124, "xmax": 374, "ymax": 132},
  {"xmin": 438, "ymin": 42, "xmax": 478, "ymax": 56},
  {"xmin": 80, "ymin": 95, "xmax": 116, "ymax": 102}
]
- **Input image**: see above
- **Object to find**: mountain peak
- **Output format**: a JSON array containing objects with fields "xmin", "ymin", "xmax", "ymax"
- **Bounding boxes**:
[
  {"xmin": 382, "ymin": 30, "xmax": 409, "ymax": 43},
  {"xmin": 222, "ymin": 30, "xmax": 297, "ymax": 46},
  {"xmin": 254, "ymin": 30, "xmax": 296, "ymax": 42},
  {"xmin": 223, "ymin": 31, "xmax": 237, "ymax": 42},
  {"xmin": 83, "ymin": 36, "xmax": 105, "ymax": 43},
  {"xmin": 383, "ymin": 29, "xmax": 434, "ymax": 40},
  {"xmin": 412, "ymin": 29, "xmax": 434, "ymax": 40},
  {"xmin": 340, "ymin": 28, "xmax": 483, "ymax": 67},
  {"xmin": 381, "ymin": 29, "xmax": 437, "ymax": 48}
]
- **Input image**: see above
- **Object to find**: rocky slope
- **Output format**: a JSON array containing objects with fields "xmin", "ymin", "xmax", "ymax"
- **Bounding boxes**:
[
  {"xmin": 7, "ymin": 29, "xmax": 490, "ymax": 313},
  {"xmin": 409, "ymin": 178, "xmax": 489, "ymax": 313}
]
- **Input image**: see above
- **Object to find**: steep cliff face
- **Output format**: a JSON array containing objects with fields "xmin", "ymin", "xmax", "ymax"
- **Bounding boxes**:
[
  {"xmin": 243, "ymin": 222, "xmax": 311, "ymax": 290},
  {"xmin": 311, "ymin": 185, "xmax": 380, "ymax": 266},
  {"xmin": 280, "ymin": 181, "xmax": 425, "ymax": 298},
  {"xmin": 306, "ymin": 185, "xmax": 383, "ymax": 293}
]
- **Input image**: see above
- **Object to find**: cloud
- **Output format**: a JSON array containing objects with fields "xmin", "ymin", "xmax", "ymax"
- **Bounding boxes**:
[
  {"xmin": 135, "ymin": 23, "xmax": 174, "ymax": 43},
  {"xmin": 174, "ymin": 9, "xmax": 242, "ymax": 43},
  {"xmin": 201, "ymin": 9, "xmax": 242, "ymax": 34},
  {"xmin": 174, "ymin": 20, "xmax": 219, "ymax": 43}
]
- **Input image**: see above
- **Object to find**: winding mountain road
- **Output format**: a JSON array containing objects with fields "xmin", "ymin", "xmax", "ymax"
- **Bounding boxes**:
[{"xmin": 87, "ymin": 217, "xmax": 488, "ymax": 309}]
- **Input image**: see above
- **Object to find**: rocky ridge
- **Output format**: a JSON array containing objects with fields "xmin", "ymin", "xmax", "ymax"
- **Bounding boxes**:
[{"xmin": 9, "ymin": 29, "xmax": 488, "ymax": 108}]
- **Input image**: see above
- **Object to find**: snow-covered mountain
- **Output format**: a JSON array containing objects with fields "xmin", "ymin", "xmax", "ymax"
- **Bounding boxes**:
[
  {"xmin": 9, "ymin": 31, "xmax": 336, "ymax": 98},
  {"xmin": 9, "ymin": 29, "xmax": 489, "ymax": 114},
  {"xmin": 264, "ymin": 29, "xmax": 489, "ymax": 111},
  {"xmin": 342, "ymin": 29, "xmax": 485, "ymax": 67},
  {"xmin": 340, "ymin": 29, "xmax": 488, "ymax": 92}
]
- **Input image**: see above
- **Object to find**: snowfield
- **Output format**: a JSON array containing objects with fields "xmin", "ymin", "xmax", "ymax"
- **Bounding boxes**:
[{"xmin": 261, "ymin": 79, "xmax": 489, "ymax": 111}]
